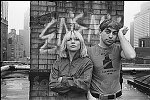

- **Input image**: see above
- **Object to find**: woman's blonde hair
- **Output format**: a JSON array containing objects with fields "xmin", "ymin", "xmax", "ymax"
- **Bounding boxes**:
[{"xmin": 59, "ymin": 30, "xmax": 88, "ymax": 58}]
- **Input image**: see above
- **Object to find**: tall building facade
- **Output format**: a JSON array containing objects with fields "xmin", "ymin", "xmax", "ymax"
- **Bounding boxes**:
[
  {"xmin": 139, "ymin": 37, "xmax": 150, "ymax": 47},
  {"xmin": 7, "ymin": 29, "xmax": 27, "ymax": 61},
  {"xmin": 7, "ymin": 29, "xmax": 17, "ymax": 61},
  {"xmin": 15, "ymin": 34, "xmax": 24, "ymax": 61},
  {"xmin": 1, "ymin": 1, "xmax": 8, "ymax": 62},
  {"xmin": 133, "ymin": 2, "xmax": 150, "ymax": 47},
  {"xmin": 19, "ymin": 29, "xmax": 28, "ymax": 62},
  {"xmin": 132, "ymin": 2, "xmax": 150, "ymax": 64},
  {"xmin": 130, "ymin": 21, "xmax": 134, "ymax": 47},
  {"xmin": 23, "ymin": 7, "xmax": 30, "ymax": 58},
  {"xmin": 1, "ymin": 1, "xmax": 8, "ymax": 20}
]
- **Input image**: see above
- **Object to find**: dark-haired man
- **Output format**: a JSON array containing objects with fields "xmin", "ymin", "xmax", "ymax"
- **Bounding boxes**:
[{"xmin": 87, "ymin": 18, "xmax": 136, "ymax": 100}]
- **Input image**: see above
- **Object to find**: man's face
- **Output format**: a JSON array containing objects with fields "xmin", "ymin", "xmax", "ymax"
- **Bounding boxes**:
[{"xmin": 101, "ymin": 27, "xmax": 118, "ymax": 46}]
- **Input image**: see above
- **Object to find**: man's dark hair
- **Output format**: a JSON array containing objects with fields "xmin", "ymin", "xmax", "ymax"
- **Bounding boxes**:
[{"xmin": 99, "ymin": 19, "xmax": 123, "ymax": 32}]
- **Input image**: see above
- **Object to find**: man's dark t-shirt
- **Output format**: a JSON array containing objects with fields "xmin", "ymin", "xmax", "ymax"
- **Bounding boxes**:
[{"xmin": 87, "ymin": 44, "xmax": 122, "ymax": 94}]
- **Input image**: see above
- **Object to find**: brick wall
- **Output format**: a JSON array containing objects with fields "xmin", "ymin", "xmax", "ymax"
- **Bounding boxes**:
[{"xmin": 30, "ymin": 1, "xmax": 124, "ymax": 99}]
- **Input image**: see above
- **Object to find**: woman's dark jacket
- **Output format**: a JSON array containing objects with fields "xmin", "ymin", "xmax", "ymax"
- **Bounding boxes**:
[{"xmin": 49, "ymin": 51, "xmax": 93, "ymax": 99}]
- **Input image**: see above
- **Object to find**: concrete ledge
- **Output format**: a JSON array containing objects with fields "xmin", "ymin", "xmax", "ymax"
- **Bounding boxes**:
[
  {"xmin": 1, "ymin": 65, "xmax": 10, "ymax": 72},
  {"xmin": 14, "ymin": 65, "xmax": 30, "ymax": 70},
  {"xmin": 1, "ymin": 65, "xmax": 30, "ymax": 78},
  {"xmin": 1, "ymin": 65, "xmax": 30, "ymax": 72}
]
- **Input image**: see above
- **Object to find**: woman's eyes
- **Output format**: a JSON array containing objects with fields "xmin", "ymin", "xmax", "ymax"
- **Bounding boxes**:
[
  {"xmin": 67, "ymin": 39, "xmax": 71, "ymax": 41},
  {"xmin": 67, "ymin": 38, "xmax": 79, "ymax": 41},
  {"xmin": 74, "ymin": 38, "xmax": 79, "ymax": 41}
]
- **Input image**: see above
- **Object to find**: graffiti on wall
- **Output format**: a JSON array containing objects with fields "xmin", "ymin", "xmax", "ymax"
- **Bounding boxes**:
[
  {"xmin": 38, "ymin": 11, "xmax": 122, "ymax": 54},
  {"xmin": 30, "ymin": 2, "xmax": 124, "ymax": 98}
]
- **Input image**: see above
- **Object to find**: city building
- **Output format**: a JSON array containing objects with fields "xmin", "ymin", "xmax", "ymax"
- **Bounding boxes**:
[
  {"xmin": 130, "ymin": 2, "xmax": 150, "ymax": 64},
  {"xmin": 136, "ymin": 36, "xmax": 150, "ymax": 64},
  {"xmin": 139, "ymin": 37, "xmax": 150, "ymax": 47},
  {"xmin": 133, "ymin": 2, "xmax": 150, "ymax": 48},
  {"xmin": 135, "ymin": 47, "xmax": 150, "ymax": 64},
  {"xmin": 1, "ymin": 1, "xmax": 8, "ymax": 62},
  {"xmin": 7, "ymin": 29, "xmax": 17, "ymax": 61},
  {"xmin": 23, "ymin": 7, "xmax": 30, "ymax": 58},
  {"xmin": 19, "ymin": 29, "xmax": 28, "ymax": 62},
  {"xmin": 130, "ymin": 21, "xmax": 134, "ymax": 47},
  {"xmin": 7, "ymin": 29, "xmax": 27, "ymax": 61}
]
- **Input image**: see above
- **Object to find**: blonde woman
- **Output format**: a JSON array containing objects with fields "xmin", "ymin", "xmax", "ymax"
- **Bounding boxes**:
[{"xmin": 49, "ymin": 30, "xmax": 93, "ymax": 100}]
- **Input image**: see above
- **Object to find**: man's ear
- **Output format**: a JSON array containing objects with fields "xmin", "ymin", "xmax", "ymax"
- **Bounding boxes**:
[
  {"xmin": 99, "ymin": 28, "xmax": 101, "ymax": 33},
  {"xmin": 99, "ymin": 28, "xmax": 102, "ymax": 35},
  {"xmin": 98, "ymin": 29, "xmax": 102, "ymax": 37}
]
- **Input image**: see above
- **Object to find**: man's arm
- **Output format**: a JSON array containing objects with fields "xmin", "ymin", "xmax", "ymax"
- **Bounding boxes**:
[{"xmin": 118, "ymin": 26, "xmax": 136, "ymax": 59}]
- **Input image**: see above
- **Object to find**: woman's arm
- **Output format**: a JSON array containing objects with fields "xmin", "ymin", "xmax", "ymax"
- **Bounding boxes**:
[
  {"xmin": 49, "ymin": 59, "xmax": 70, "ymax": 94},
  {"xmin": 66, "ymin": 58, "xmax": 93, "ymax": 93}
]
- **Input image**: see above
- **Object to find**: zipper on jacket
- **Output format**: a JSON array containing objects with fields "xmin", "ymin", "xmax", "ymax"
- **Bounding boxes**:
[{"xmin": 68, "ymin": 60, "xmax": 72, "ymax": 77}]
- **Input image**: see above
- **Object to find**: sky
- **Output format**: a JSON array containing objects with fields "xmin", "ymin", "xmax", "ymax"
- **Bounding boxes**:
[
  {"xmin": 124, "ymin": 1, "xmax": 149, "ymax": 40},
  {"xmin": 8, "ymin": 1, "xmax": 149, "ymax": 40},
  {"xmin": 8, "ymin": 1, "xmax": 30, "ymax": 34}
]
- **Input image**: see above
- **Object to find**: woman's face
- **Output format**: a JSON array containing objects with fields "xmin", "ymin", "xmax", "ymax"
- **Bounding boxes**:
[{"xmin": 66, "ymin": 34, "xmax": 81, "ymax": 52}]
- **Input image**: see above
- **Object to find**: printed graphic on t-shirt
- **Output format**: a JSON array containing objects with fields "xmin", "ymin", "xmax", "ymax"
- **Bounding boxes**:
[{"xmin": 103, "ymin": 54, "xmax": 113, "ymax": 69}]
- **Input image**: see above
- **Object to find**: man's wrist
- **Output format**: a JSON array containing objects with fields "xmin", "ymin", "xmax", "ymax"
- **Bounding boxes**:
[{"xmin": 118, "ymin": 33, "xmax": 124, "ymax": 39}]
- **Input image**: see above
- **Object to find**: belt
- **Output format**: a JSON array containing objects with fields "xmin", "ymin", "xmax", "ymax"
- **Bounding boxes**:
[{"xmin": 91, "ymin": 91, "xmax": 122, "ymax": 99}]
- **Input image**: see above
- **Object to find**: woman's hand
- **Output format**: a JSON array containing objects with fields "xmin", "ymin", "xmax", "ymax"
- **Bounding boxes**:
[
  {"xmin": 58, "ymin": 77, "xmax": 62, "ymax": 82},
  {"xmin": 58, "ymin": 77, "xmax": 73, "ymax": 83}
]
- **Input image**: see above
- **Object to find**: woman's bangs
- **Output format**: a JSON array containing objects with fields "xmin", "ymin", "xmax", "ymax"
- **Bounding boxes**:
[
  {"xmin": 74, "ymin": 33, "xmax": 80, "ymax": 40},
  {"xmin": 76, "ymin": 32, "xmax": 83, "ymax": 40},
  {"xmin": 65, "ymin": 32, "xmax": 72, "ymax": 40}
]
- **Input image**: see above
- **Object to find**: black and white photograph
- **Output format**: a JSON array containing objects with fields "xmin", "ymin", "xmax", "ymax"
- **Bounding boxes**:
[{"xmin": 1, "ymin": 1, "xmax": 150, "ymax": 100}]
